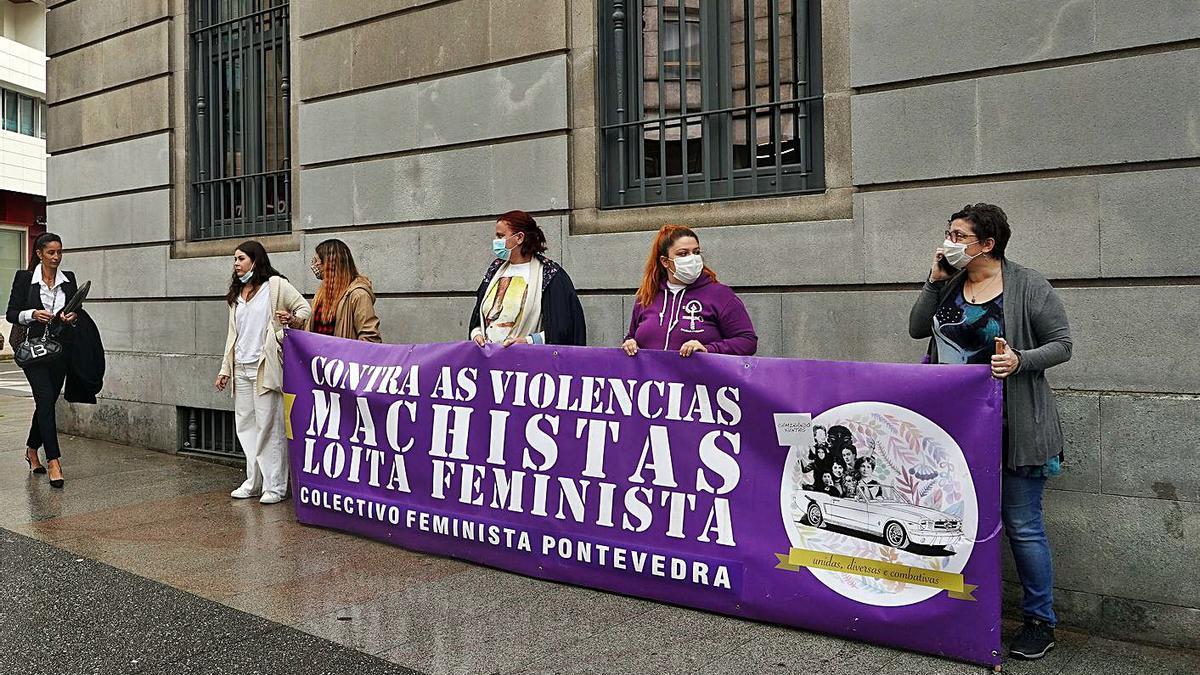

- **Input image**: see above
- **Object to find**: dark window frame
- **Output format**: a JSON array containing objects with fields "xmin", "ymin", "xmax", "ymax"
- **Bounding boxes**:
[
  {"xmin": 1, "ymin": 88, "xmax": 44, "ymax": 138},
  {"xmin": 598, "ymin": 0, "xmax": 824, "ymax": 209},
  {"xmin": 1, "ymin": 88, "xmax": 17, "ymax": 132},
  {"xmin": 661, "ymin": 7, "xmax": 702, "ymax": 81},
  {"xmin": 1, "ymin": 90, "xmax": 16, "ymax": 132},
  {"xmin": 189, "ymin": 0, "xmax": 292, "ymax": 242},
  {"xmin": 17, "ymin": 94, "xmax": 33, "ymax": 136}
]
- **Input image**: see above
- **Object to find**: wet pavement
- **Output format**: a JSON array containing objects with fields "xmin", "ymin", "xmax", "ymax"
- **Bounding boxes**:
[
  {"xmin": 0, "ymin": 360, "xmax": 30, "ymax": 398},
  {"xmin": 2, "ymin": 393, "xmax": 1198, "ymax": 674}
]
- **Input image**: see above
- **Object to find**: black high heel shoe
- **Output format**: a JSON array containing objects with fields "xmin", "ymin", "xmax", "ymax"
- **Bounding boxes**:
[
  {"xmin": 47, "ymin": 458, "xmax": 64, "ymax": 489},
  {"xmin": 24, "ymin": 448, "xmax": 47, "ymax": 475}
]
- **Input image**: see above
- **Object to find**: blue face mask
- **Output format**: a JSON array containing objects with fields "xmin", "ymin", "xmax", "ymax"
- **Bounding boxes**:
[
  {"xmin": 492, "ymin": 237, "xmax": 512, "ymax": 262},
  {"xmin": 239, "ymin": 270, "xmax": 254, "ymax": 284}
]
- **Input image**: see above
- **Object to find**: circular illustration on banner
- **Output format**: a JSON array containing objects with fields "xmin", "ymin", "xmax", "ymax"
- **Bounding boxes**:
[{"xmin": 777, "ymin": 402, "xmax": 978, "ymax": 607}]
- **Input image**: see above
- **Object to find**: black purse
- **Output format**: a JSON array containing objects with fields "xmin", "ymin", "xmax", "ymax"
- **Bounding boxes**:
[
  {"xmin": 14, "ymin": 280, "xmax": 91, "ymax": 369},
  {"xmin": 14, "ymin": 331, "xmax": 64, "ymax": 368}
]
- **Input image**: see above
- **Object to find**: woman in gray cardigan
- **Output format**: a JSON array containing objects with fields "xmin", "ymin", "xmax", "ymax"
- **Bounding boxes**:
[{"xmin": 909, "ymin": 204, "xmax": 1072, "ymax": 662}]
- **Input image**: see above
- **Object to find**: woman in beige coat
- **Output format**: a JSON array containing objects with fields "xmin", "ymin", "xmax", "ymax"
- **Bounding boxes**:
[
  {"xmin": 213, "ymin": 241, "xmax": 310, "ymax": 505},
  {"xmin": 304, "ymin": 239, "xmax": 381, "ymax": 342}
]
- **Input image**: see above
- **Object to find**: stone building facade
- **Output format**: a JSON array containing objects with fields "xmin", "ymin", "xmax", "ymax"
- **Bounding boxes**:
[{"xmin": 44, "ymin": 0, "xmax": 1198, "ymax": 647}]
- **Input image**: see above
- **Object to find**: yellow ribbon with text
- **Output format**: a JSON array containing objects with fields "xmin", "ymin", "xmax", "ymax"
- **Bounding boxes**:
[{"xmin": 775, "ymin": 547, "xmax": 977, "ymax": 601}]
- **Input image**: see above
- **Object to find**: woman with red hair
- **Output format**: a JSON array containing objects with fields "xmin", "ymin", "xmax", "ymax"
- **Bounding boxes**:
[
  {"xmin": 469, "ymin": 210, "xmax": 586, "ymax": 346},
  {"xmin": 622, "ymin": 225, "xmax": 757, "ymax": 357}
]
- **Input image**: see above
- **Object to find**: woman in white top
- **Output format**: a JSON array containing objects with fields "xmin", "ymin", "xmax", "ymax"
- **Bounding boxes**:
[
  {"xmin": 213, "ymin": 241, "xmax": 310, "ymax": 505},
  {"xmin": 467, "ymin": 210, "xmax": 586, "ymax": 347}
]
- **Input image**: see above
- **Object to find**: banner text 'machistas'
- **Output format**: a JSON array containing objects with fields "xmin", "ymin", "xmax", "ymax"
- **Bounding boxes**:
[{"xmin": 303, "ymin": 392, "xmax": 743, "ymax": 494}]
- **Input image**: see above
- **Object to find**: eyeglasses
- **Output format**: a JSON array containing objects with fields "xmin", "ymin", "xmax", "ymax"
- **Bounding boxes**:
[{"xmin": 944, "ymin": 229, "xmax": 979, "ymax": 244}]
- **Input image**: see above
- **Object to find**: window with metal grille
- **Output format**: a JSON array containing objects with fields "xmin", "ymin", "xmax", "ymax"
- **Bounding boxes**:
[
  {"xmin": 599, "ymin": 1, "xmax": 823, "ymax": 208},
  {"xmin": 179, "ymin": 407, "xmax": 243, "ymax": 460},
  {"xmin": 189, "ymin": 0, "xmax": 291, "ymax": 241}
]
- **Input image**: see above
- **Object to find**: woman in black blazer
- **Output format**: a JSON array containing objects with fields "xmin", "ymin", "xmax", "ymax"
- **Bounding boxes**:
[{"xmin": 6, "ymin": 233, "xmax": 80, "ymax": 488}]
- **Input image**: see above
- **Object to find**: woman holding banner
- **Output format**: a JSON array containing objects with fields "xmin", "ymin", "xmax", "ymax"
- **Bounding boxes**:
[
  {"xmin": 908, "ymin": 203, "xmax": 1072, "ymax": 661},
  {"xmin": 304, "ymin": 239, "xmax": 382, "ymax": 342},
  {"xmin": 213, "ymin": 241, "xmax": 311, "ymax": 505},
  {"xmin": 622, "ymin": 225, "xmax": 758, "ymax": 357},
  {"xmin": 469, "ymin": 210, "xmax": 587, "ymax": 347}
]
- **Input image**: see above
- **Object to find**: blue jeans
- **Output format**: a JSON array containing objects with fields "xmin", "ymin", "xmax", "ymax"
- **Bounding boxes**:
[{"xmin": 1001, "ymin": 471, "xmax": 1056, "ymax": 625}]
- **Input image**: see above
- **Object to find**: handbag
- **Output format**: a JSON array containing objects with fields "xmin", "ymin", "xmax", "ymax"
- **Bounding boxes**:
[
  {"xmin": 14, "ymin": 331, "xmax": 64, "ymax": 368},
  {"xmin": 13, "ymin": 280, "xmax": 91, "ymax": 369},
  {"xmin": 6, "ymin": 322, "xmax": 22, "ymax": 353}
]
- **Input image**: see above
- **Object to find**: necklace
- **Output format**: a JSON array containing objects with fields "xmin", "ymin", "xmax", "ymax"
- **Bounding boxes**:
[{"xmin": 966, "ymin": 272, "xmax": 1001, "ymax": 303}]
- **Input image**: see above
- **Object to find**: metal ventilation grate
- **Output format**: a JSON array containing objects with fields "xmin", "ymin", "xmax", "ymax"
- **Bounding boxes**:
[{"xmin": 179, "ymin": 407, "xmax": 243, "ymax": 460}]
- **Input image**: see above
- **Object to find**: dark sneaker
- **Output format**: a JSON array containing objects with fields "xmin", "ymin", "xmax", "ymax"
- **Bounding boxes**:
[{"xmin": 1010, "ymin": 619, "xmax": 1056, "ymax": 660}]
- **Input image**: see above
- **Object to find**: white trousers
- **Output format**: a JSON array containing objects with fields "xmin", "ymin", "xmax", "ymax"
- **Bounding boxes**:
[{"xmin": 233, "ymin": 364, "xmax": 289, "ymax": 496}]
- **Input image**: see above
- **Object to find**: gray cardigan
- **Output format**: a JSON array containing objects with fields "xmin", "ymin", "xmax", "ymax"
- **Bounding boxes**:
[{"xmin": 909, "ymin": 260, "xmax": 1072, "ymax": 470}]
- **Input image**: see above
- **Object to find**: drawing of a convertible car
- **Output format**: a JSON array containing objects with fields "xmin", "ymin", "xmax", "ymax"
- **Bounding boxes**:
[{"xmin": 797, "ymin": 484, "xmax": 963, "ymax": 550}]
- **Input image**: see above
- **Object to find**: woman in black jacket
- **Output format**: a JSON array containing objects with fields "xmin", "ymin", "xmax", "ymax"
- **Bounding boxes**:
[
  {"xmin": 468, "ymin": 210, "xmax": 586, "ymax": 347},
  {"xmin": 6, "ymin": 233, "xmax": 97, "ymax": 488}
]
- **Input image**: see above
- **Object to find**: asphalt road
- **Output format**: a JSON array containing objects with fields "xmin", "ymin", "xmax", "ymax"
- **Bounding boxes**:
[{"xmin": 0, "ymin": 528, "xmax": 422, "ymax": 675}]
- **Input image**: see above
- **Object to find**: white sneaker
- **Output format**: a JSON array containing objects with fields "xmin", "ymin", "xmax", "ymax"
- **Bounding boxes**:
[
  {"xmin": 259, "ymin": 491, "xmax": 285, "ymax": 505},
  {"xmin": 231, "ymin": 486, "xmax": 260, "ymax": 499}
]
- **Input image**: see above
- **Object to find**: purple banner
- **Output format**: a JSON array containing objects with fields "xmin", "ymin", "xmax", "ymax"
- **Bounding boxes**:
[{"xmin": 283, "ymin": 331, "xmax": 1003, "ymax": 666}]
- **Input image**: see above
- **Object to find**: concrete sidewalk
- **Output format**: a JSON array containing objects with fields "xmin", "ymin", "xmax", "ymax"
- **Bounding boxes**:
[{"xmin": 2, "ymin": 395, "xmax": 1197, "ymax": 675}]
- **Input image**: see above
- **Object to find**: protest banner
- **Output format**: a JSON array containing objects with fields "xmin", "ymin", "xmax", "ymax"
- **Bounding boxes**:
[{"xmin": 284, "ymin": 331, "xmax": 1003, "ymax": 666}]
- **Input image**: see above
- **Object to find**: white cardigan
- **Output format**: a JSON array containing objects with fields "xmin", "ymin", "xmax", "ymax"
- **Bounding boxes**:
[{"xmin": 219, "ymin": 275, "xmax": 311, "ymax": 396}]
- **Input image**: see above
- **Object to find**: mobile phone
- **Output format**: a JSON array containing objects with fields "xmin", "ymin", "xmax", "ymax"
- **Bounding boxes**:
[{"xmin": 937, "ymin": 255, "xmax": 957, "ymax": 276}]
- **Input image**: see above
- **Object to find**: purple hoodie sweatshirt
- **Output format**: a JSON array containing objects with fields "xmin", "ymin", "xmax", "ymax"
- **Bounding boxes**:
[{"xmin": 625, "ymin": 274, "xmax": 759, "ymax": 355}]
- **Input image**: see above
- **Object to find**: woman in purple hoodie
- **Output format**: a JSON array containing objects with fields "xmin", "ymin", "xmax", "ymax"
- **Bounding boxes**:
[{"xmin": 621, "ymin": 225, "xmax": 758, "ymax": 357}]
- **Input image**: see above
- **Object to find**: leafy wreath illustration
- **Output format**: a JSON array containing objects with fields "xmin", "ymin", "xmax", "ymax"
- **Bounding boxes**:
[{"xmin": 780, "ymin": 402, "xmax": 979, "ymax": 607}]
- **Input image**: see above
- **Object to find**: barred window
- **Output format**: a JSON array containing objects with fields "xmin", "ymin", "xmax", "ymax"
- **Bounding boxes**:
[
  {"xmin": 599, "ymin": 1, "xmax": 824, "ymax": 208},
  {"xmin": 190, "ymin": 0, "xmax": 291, "ymax": 241}
]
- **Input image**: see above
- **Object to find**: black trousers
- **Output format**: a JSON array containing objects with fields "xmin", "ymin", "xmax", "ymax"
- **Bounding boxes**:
[{"xmin": 24, "ymin": 360, "xmax": 69, "ymax": 461}]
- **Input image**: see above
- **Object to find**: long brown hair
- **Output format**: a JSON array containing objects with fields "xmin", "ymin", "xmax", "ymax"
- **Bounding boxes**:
[
  {"xmin": 225, "ymin": 240, "xmax": 283, "ymax": 306},
  {"xmin": 634, "ymin": 224, "xmax": 717, "ymax": 308},
  {"xmin": 311, "ymin": 239, "xmax": 361, "ymax": 323}
]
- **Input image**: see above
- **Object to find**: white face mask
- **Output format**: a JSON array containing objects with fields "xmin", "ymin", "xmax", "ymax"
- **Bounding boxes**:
[
  {"xmin": 941, "ymin": 239, "xmax": 980, "ymax": 270},
  {"xmin": 672, "ymin": 254, "xmax": 704, "ymax": 284}
]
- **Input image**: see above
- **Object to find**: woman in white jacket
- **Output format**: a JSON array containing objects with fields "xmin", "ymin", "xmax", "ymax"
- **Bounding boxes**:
[{"xmin": 213, "ymin": 241, "xmax": 310, "ymax": 505}]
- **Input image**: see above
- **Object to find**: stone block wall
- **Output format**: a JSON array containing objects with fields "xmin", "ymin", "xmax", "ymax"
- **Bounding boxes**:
[{"xmin": 845, "ymin": 0, "xmax": 1200, "ymax": 645}]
